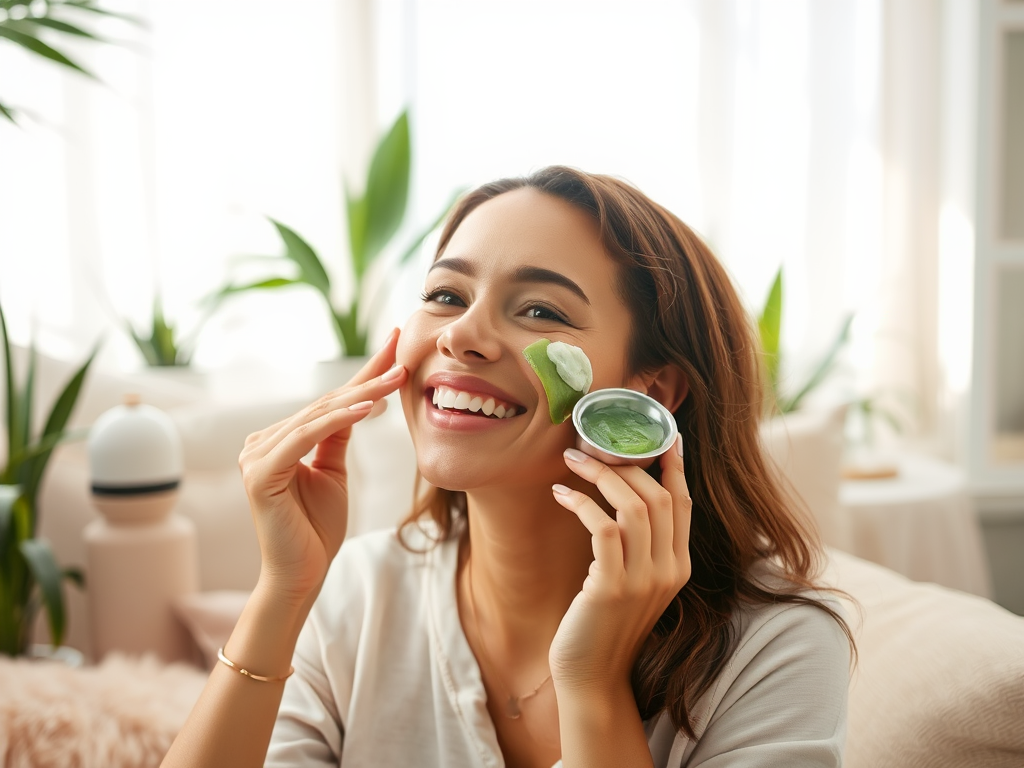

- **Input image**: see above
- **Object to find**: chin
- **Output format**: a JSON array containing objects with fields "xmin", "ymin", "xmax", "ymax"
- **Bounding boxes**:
[{"xmin": 414, "ymin": 451, "xmax": 492, "ymax": 494}]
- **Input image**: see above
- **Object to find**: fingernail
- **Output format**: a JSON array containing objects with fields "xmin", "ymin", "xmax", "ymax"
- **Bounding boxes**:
[
  {"xmin": 378, "ymin": 328, "xmax": 397, "ymax": 353},
  {"xmin": 381, "ymin": 364, "xmax": 404, "ymax": 382},
  {"xmin": 552, "ymin": 483, "xmax": 572, "ymax": 496},
  {"xmin": 564, "ymin": 448, "xmax": 589, "ymax": 463},
  {"xmin": 349, "ymin": 400, "xmax": 373, "ymax": 411},
  {"xmin": 675, "ymin": 434, "xmax": 684, "ymax": 458}
]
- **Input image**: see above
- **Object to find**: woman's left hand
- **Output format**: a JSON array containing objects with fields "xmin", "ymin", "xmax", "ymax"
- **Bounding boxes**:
[{"xmin": 548, "ymin": 435, "xmax": 692, "ymax": 693}]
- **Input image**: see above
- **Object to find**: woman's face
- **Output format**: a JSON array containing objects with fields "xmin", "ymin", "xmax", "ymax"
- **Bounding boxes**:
[{"xmin": 397, "ymin": 187, "xmax": 641, "ymax": 492}]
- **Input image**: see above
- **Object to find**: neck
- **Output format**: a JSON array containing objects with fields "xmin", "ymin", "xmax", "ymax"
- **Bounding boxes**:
[{"xmin": 461, "ymin": 480, "xmax": 594, "ymax": 662}]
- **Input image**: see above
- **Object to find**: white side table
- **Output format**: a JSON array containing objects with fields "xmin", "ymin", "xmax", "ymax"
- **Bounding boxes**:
[{"xmin": 839, "ymin": 454, "xmax": 993, "ymax": 598}]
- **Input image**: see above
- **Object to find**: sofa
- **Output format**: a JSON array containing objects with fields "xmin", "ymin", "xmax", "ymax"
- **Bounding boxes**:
[{"xmin": 4, "ymin": 351, "xmax": 1024, "ymax": 767}]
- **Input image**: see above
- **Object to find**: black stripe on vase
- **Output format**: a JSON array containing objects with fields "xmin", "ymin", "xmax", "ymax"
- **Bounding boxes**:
[{"xmin": 91, "ymin": 480, "xmax": 180, "ymax": 496}]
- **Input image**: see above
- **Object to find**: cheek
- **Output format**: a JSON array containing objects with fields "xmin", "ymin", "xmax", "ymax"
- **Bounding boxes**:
[{"xmin": 396, "ymin": 313, "xmax": 436, "ymax": 367}]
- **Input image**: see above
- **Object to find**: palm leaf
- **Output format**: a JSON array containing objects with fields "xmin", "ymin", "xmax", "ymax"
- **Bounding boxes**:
[
  {"xmin": 0, "ymin": 26, "xmax": 96, "ymax": 79},
  {"xmin": 19, "ymin": 16, "xmax": 107, "ymax": 42},
  {"xmin": 13, "ymin": 344, "xmax": 36, "ymax": 484},
  {"xmin": 0, "ymin": 484, "xmax": 19, "ymax": 562},
  {"xmin": 268, "ymin": 219, "xmax": 331, "ymax": 297},
  {"xmin": 25, "ymin": 342, "xmax": 98, "ymax": 507},
  {"xmin": 0, "ymin": 101, "xmax": 18, "ymax": 123},
  {"xmin": 757, "ymin": 268, "xmax": 783, "ymax": 404},
  {"xmin": 344, "ymin": 183, "xmax": 368, "ymax": 279},
  {"xmin": 779, "ymin": 314, "xmax": 854, "ymax": 414},
  {"xmin": 19, "ymin": 538, "xmax": 67, "ymax": 647},
  {"xmin": 361, "ymin": 110, "xmax": 410, "ymax": 271},
  {"xmin": 0, "ymin": 303, "xmax": 18, "ymax": 481},
  {"xmin": 398, "ymin": 186, "xmax": 465, "ymax": 266}
]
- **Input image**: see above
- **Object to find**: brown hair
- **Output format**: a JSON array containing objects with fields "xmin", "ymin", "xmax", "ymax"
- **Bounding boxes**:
[{"xmin": 398, "ymin": 166, "xmax": 853, "ymax": 738}]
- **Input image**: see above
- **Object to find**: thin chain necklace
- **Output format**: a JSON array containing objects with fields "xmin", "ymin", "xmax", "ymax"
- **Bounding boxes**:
[{"xmin": 465, "ymin": 559, "xmax": 552, "ymax": 719}]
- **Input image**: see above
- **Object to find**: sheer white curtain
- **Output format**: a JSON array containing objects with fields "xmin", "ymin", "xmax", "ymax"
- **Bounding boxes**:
[
  {"xmin": 394, "ymin": 0, "xmax": 949, "ymax": 440},
  {"xmin": 0, "ymin": 0, "xmax": 953, "ymax": 441}
]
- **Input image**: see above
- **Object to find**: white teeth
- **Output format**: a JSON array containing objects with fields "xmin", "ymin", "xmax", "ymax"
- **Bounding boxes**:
[{"xmin": 432, "ymin": 386, "xmax": 518, "ymax": 418}]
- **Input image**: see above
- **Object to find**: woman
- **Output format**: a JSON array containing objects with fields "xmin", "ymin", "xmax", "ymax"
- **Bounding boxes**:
[{"xmin": 163, "ymin": 167, "xmax": 852, "ymax": 768}]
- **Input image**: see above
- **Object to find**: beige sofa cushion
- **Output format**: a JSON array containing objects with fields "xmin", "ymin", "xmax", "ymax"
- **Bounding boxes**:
[{"xmin": 825, "ymin": 549, "xmax": 1024, "ymax": 768}]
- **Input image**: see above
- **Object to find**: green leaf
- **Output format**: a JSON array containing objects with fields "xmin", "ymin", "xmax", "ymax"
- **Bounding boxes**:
[
  {"xmin": 14, "ymin": 344, "xmax": 36, "ymax": 479},
  {"xmin": 780, "ymin": 313, "xmax": 854, "ymax": 414},
  {"xmin": 758, "ymin": 267, "xmax": 783, "ymax": 407},
  {"xmin": 0, "ymin": 26, "xmax": 96, "ymax": 79},
  {"xmin": 20, "ymin": 16, "xmax": 107, "ymax": 42},
  {"xmin": 213, "ymin": 276, "xmax": 302, "ymax": 299},
  {"xmin": 268, "ymin": 219, "xmax": 331, "ymax": 297},
  {"xmin": 0, "ymin": 484, "xmax": 20, "ymax": 562},
  {"xmin": 398, "ymin": 186, "xmax": 466, "ymax": 266},
  {"xmin": 345, "ymin": 184, "xmax": 368, "ymax": 278},
  {"xmin": 19, "ymin": 538, "xmax": 67, "ymax": 647},
  {"xmin": 0, "ymin": 303, "xmax": 18, "ymax": 481},
  {"xmin": 26, "ymin": 342, "xmax": 98, "ymax": 506},
  {"xmin": 361, "ymin": 110, "xmax": 410, "ymax": 271},
  {"xmin": 0, "ymin": 101, "xmax": 18, "ymax": 123}
]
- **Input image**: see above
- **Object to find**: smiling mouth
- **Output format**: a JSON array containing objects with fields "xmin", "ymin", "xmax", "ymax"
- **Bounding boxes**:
[{"xmin": 428, "ymin": 386, "xmax": 525, "ymax": 419}]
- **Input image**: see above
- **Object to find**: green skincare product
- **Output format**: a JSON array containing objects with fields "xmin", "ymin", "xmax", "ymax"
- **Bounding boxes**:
[
  {"xmin": 580, "ymin": 405, "xmax": 665, "ymax": 455},
  {"xmin": 523, "ymin": 339, "xmax": 593, "ymax": 424},
  {"xmin": 572, "ymin": 388, "xmax": 678, "ymax": 462}
]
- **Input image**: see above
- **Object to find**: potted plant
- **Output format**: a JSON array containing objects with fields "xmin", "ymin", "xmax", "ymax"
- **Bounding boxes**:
[
  {"xmin": 0, "ymin": 303, "xmax": 97, "ymax": 657},
  {"xmin": 214, "ymin": 109, "xmax": 462, "ymax": 359},
  {"xmin": 124, "ymin": 293, "xmax": 221, "ymax": 368}
]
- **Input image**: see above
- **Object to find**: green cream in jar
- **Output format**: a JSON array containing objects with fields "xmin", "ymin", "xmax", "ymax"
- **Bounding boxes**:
[{"xmin": 579, "ymin": 405, "xmax": 666, "ymax": 455}]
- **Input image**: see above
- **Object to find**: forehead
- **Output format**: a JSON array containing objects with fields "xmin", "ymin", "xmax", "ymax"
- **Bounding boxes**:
[{"xmin": 439, "ymin": 187, "xmax": 618, "ymax": 287}]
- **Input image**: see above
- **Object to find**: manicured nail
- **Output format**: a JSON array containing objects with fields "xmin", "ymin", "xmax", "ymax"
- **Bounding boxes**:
[
  {"xmin": 564, "ymin": 448, "xmax": 589, "ymax": 463},
  {"xmin": 381, "ymin": 364, "xmax": 404, "ymax": 382},
  {"xmin": 676, "ymin": 434, "xmax": 683, "ymax": 458},
  {"xmin": 552, "ymin": 483, "xmax": 572, "ymax": 496},
  {"xmin": 349, "ymin": 400, "xmax": 373, "ymax": 411}
]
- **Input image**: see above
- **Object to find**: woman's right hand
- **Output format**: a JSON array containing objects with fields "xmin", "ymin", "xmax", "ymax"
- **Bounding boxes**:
[{"xmin": 238, "ymin": 328, "xmax": 408, "ymax": 604}]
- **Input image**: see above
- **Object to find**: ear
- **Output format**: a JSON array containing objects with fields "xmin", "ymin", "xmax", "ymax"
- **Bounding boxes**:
[{"xmin": 627, "ymin": 365, "xmax": 690, "ymax": 413}]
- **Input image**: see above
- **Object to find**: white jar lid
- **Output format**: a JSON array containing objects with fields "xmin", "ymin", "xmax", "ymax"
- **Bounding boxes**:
[{"xmin": 88, "ymin": 395, "xmax": 183, "ymax": 492}]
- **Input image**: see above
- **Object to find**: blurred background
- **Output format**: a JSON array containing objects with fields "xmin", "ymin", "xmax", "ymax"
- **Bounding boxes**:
[{"xmin": 1, "ymin": 0, "xmax": 1023, "ymax": 618}]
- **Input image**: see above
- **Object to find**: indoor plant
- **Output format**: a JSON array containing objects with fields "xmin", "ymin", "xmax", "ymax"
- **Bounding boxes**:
[
  {"xmin": 0, "ymin": 303, "xmax": 96, "ymax": 655},
  {"xmin": 757, "ymin": 266, "xmax": 853, "ymax": 414},
  {"xmin": 215, "ymin": 109, "xmax": 461, "ymax": 358}
]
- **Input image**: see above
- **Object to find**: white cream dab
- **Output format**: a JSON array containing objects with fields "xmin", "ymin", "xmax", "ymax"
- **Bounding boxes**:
[{"xmin": 546, "ymin": 341, "xmax": 593, "ymax": 393}]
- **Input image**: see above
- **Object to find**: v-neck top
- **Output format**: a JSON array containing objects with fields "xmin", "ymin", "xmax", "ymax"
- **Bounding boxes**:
[{"xmin": 266, "ymin": 528, "xmax": 849, "ymax": 767}]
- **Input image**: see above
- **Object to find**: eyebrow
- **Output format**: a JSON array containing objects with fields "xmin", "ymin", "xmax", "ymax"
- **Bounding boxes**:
[{"xmin": 428, "ymin": 257, "xmax": 591, "ymax": 305}]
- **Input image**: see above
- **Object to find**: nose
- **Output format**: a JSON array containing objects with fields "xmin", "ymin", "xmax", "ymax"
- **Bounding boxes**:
[{"xmin": 436, "ymin": 301, "xmax": 503, "ymax": 362}]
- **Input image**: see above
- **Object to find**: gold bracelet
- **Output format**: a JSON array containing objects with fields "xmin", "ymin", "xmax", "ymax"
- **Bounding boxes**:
[{"xmin": 216, "ymin": 647, "xmax": 294, "ymax": 683}]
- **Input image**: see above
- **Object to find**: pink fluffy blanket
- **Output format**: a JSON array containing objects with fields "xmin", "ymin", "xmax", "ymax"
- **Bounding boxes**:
[{"xmin": 0, "ymin": 653, "xmax": 206, "ymax": 768}]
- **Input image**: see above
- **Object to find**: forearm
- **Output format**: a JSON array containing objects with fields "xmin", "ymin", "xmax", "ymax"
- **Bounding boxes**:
[
  {"xmin": 161, "ymin": 579, "xmax": 317, "ymax": 768},
  {"xmin": 556, "ymin": 680, "xmax": 655, "ymax": 768}
]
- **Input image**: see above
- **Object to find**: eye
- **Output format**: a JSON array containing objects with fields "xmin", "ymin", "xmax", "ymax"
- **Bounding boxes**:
[
  {"xmin": 524, "ymin": 304, "xmax": 568, "ymax": 323},
  {"xmin": 420, "ymin": 288, "xmax": 465, "ymax": 307}
]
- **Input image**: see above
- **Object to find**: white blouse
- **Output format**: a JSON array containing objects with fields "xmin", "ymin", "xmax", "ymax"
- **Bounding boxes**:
[{"xmin": 266, "ymin": 527, "xmax": 850, "ymax": 767}]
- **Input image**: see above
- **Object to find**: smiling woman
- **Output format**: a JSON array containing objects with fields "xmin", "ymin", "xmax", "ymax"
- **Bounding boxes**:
[{"xmin": 161, "ymin": 167, "xmax": 854, "ymax": 768}]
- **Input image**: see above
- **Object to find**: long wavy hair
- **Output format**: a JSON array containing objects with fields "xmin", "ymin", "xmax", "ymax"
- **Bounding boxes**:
[{"xmin": 398, "ymin": 166, "xmax": 853, "ymax": 739}]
